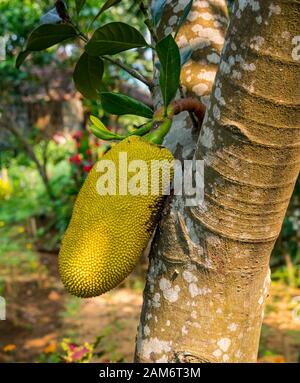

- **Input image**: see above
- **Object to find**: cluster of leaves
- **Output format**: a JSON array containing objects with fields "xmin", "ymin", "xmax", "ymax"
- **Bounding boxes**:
[
  {"xmin": 11, "ymin": 1, "xmax": 300, "ymax": 266},
  {"xmin": 0, "ymin": 0, "xmax": 52, "ymax": 97},
  {"xmin": 16, "ymin": 0, "xmax": 193, "ymax": 142},
  {"xmin": 0, "ymin": 139, "xmax": 81, "ymax": 247}
]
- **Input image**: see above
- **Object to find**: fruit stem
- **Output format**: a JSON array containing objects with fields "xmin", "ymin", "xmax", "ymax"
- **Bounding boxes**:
[
  {"xmin": 155, "ymin": 98, "xmax": 206, "ymax": 127},
  {"xmin": 143, "ymin": 118, "xmax": 172, "ymax": 145},
  {"xmin": 129, "ymin": 121, "xmax": 153, "ymax": 137}
]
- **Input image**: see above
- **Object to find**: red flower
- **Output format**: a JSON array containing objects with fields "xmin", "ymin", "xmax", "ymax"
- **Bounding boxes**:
[
  {"xmin": 86, "ymin": 149, "xmax": 92, "ymax": 156},
  {"xmin": 83, "ymin": 164, "xmax": 93, "ymax": 173},
  {"xmin": 71, "ymin": 347, "xmax": 89, "ymax": 361},
  {"xmin": 68, "ymin": 344, "xmax": 78, "ymax": 351},
  {"xmin": 72, "ymin": 131, "xmax": 83, "ymax": 141},
  {"xmin": 69, "ymin": 154, "xmax": 82, "ymax": 164}
]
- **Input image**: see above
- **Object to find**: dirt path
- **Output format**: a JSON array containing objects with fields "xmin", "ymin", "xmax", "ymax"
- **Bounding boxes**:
[
  {"xmin": 0, "ymin": 253, "xmax": 65, "ymax": 362},
  {"xmin": 0, "ymin": 252, "xmax": 144, "ymax": 362},
  {"xmin": 66, "ymin": 289, "xmax": 143, "ymax": 362},
  {"xmin": 0, "ymin": 252, "xmax": 300, "ymax": 362}
]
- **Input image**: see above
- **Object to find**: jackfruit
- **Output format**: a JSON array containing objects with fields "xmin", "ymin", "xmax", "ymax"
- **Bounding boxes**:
[{"xmin": 59, "ymin": 136, "xmax": 174, "ymax": 298}]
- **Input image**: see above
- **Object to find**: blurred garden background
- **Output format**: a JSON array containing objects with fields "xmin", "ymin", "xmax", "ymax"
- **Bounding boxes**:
[{"xmin": 0, "ymin": 0, "xmax": 299, "ymax": 363}]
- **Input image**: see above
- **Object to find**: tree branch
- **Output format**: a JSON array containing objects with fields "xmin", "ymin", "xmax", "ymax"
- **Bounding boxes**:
[
  {"xmin": 41, "ymin": 139, "xmax": 50, "ymax": 177},
  {"xmin": 179, "ymin": 85, "xmax": 199, "ymax": 130},
  {"xmin": 154, "ymin": 97, "xmax": 207, "ymax": 128}
]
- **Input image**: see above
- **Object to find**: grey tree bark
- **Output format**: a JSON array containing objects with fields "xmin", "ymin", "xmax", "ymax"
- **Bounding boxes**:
[{"xmin": 135, "ymin": 0, "xmax": 300, "ymax": 363}]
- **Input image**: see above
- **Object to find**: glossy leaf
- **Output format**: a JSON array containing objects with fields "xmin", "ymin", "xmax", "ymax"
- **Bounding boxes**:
[
  {"xmin": 150, "ymin": 0, "xmax": 167, "ymax": 26},
  {"xmin": 25, "ymin": 23, "xmax": 77, "ymax": 51},
  {"xmin": 128, "ymin": 122, "xmax": 153, "ymax": 137},
  {"xmin": 85, "ymin": 22, "xmax": 147, "ymax": 56},
  {"xmin": 90, "ymin": 126, "xmax": 124, "ymax": 141},
  {"xmin": 91, "ymin": 0, "xmax": 121, "ymax": 25},
  {"xmin": 16, "ymin": 50, "xmax": 31, "ymax": 69},
  {"xmin": 73, "ymin": 53, "xmax": 104, "ymax": 99},
  {"xmin": 90, "ymin": 116, "xmax": 110, "ymax": 133},
  {"xmin": 90, "ymin": 115, "xmax": 125, "ymax": 141},
  {"xmin": 100, "ymin": 92, "xmax": 153, "ymax": 118},
  {"xmin": 156, "ymin": 34, "xmax": 181, "ymax": 108},
  {"xmin": 175, "ymin": 0, "xmax": 193, "ymax": 37},
  {"xmin": 90, "ymin": 126, "xmax": 119, "ymax": 141}
]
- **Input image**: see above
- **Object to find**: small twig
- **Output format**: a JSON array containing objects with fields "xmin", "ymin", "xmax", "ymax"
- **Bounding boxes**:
[
  {"xmin": 179, "ymin": 85, "xmax": 198, "ymax": 130},
  {"xmin": 77, "ymin": 31, "xmax": 89, "ymax": 43},
  {"xmin": 172, "ymin": 98, "xmax": 206, "ymax": 124},
  {"xmin": 103, "ymin": 56, "xmax": 154, "ymax": 90},
  {"xmin": 155, "ymin": 97, "xmax": 206, "ymax": 128},
  {"xmin": 41, "ymin": 140, "xmax": 49, "ymax": 175}
]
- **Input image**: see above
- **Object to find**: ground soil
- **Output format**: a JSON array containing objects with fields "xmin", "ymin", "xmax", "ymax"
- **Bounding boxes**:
[{"xmin": 0, "ymin": 252, "xmax": 299, "ymax": 363}]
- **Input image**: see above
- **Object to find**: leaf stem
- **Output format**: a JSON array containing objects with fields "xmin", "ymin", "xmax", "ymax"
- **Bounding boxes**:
[
  {"xmin": 77, "ymin": 32, "xmax": 89, "ymax": 43},
  {"xmin": 144, "ymin": 118, "xmax": 172, "ymax": 145},
  {"xmin": 102, "ymin": 56, "xmax": 154, "ymax": 90},
  {"xmin": 73, "ymin": 24, "xmax": 153, "ymax": 90}
]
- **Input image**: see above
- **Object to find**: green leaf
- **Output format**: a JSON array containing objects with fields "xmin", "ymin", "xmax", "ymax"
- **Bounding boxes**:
[
  {"xmin": 156, "ymin": 34, "xmax": 181, "ymax": 109},
  {"xmin": 76, "ymin": 0, "xmax": 86, "ymax": 14},
  {"xmin": 128, "ymin": 122, "xmax": 153, "ymax": 137},
  {"xmin": 73, "ymin": 53, "xmax": 104, "ymax": 99},
  {"xmin": 25, "ymin": 23, "xmax": 77, "ymax": 51},
  {"xmin": 175, "ymin": 0, "xmax": 193, "ymax": 37},
  {"xmin": 85, "ymin": 22, "xmax": 147, "ymax": 56},
  {"xmin": 89, "ymin": 116, "xmax": 110, "ymax": 133},
  {"xmin": 16, "ymin": 50, "xmax": 31, "ymax": 69},
  {"xmin": 90, "ymin": 115, "xmax": 125, "ymax": 141},
  {"xmin": 150, "ymin": 0, "xmax": 167, "ymax": 26},
  {"xmin": 16, "ymin": 23, "xmax": 77, "ymax": 68},
  {"xmin": 91, "ymin": 0, "xmax": 121, "ymax": 25},
  {"xmin": 90, "ymin": 125, "xmax": 119, "ymax": 141},
  {"xmin": 100, "ymin": 92, "xmax": 153, "ymax": 118}
]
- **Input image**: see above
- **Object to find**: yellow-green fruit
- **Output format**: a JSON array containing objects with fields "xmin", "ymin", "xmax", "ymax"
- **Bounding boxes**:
[{"xmin": 59, "ymin": 136, "xmax": 174, "ymax": 298}]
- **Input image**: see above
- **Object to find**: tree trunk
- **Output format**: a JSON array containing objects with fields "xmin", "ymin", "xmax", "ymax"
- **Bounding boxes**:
[{"xmin": 135, "ymin": 0, "xmax": 300, "ymax": 363}]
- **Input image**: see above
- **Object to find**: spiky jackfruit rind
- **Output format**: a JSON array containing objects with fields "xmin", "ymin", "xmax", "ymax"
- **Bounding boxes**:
[{"xmin": 58, "ymin": 136, "xmax": 174, "ymax": 298}]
